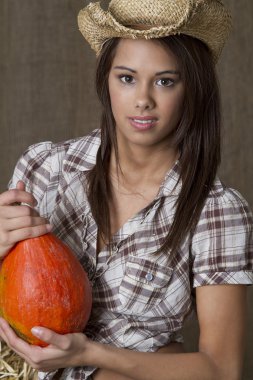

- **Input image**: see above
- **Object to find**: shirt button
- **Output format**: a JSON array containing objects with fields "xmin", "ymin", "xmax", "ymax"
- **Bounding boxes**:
[
  {"xmin": 145, "ymin": 272, "xmax": 153, "ymax": 282},
  {"xmin": 113, "ymin": 245, "xmax": 118, "ymax": 252}
]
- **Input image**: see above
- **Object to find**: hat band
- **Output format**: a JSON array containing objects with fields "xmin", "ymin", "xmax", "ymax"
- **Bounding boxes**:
[{"xmin": 126, "ymin": 24, "xmax": 156, "ymax": 31}]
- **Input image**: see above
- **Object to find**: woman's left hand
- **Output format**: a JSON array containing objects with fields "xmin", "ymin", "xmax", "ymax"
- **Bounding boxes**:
[{"xmin": 0, "ymin": 317, "xmax": 89, "ymax": 372}]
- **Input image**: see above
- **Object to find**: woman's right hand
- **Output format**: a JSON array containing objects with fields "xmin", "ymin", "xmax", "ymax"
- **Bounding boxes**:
[{"xmin": 0, "ymin": 180, "xmax": 52, "ymax": 259}]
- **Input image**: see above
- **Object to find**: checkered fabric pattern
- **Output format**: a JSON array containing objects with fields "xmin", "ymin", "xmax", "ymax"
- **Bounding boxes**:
[{"xmin": 9, "ymin": 129, "xmax": 253, "ymax": 380}]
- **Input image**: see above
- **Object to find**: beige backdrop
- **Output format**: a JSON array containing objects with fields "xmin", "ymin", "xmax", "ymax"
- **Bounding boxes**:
[{"xmin": 0, "ymin": 0, "xmax": 252, "ymax": 378}]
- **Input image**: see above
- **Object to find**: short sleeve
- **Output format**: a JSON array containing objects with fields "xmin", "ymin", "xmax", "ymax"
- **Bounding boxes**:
[
  {"xmin": 8, "ymin": 142, "xmax": 53, "ymax": 213},
  {"xmin": 191, "ymin": 187, "xmax": 253, "ymax": 287}
]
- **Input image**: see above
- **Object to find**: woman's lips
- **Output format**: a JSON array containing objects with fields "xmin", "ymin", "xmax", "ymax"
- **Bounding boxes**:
[{"xmin": 128, "ymin": 117, "xmax": 158, "ymax": 130}]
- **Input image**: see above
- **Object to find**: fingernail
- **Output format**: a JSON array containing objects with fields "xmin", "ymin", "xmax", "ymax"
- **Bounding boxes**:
[{"xmin": 31, "ymin": 327, "xmax": 42, "ymax": 337}]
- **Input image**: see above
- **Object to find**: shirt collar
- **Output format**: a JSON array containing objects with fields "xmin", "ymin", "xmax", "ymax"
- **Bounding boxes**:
[
  {"xmin": 62, "ymin": 129, "xmax": 100, "ymax": 173},
  {"xmin": 61, "ymin": 130, "xmax": 223, "ymax": 198},
  {"xmin": 62, "ymin": 130, "xmax": 182, "ymax": 197},
  {"xmin": 157, "ymin": 160, "xmax": 182, "ymax": 198},
  {"xmin": 157, "ymin": 161, "xmax": 225, "ymax": 198}
]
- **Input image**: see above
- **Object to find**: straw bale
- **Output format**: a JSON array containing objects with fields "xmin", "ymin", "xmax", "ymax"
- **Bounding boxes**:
[{"xmin": 0, "ymin": 342, "xmax": 37, "ymax": 380}]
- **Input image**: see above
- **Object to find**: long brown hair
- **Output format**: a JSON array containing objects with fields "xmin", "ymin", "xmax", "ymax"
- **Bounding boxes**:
[{"xmin": 87, "ymin": 35, "xmax": 221, "ymax": 253}]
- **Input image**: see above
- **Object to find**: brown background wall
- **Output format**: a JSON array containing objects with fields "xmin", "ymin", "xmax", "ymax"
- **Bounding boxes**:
[{"xmin": 0, "ymin": 0, "xmax": 252, "ymax": 378}]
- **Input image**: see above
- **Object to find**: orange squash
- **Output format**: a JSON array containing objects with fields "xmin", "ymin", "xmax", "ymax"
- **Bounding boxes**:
[{"xmin": 0, "ymin": 233, "xmax": 92, "ymax": 346}]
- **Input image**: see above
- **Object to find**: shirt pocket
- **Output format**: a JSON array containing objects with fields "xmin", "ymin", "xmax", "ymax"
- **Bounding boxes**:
[{"xmin": 118, "ymin": 256, "xmax": 173, "ymax": 315}]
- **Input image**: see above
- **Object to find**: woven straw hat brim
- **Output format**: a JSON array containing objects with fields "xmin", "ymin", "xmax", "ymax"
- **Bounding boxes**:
[{"xmin": 78, "ymin": 1, "xmax": 232, "ymax": 63}]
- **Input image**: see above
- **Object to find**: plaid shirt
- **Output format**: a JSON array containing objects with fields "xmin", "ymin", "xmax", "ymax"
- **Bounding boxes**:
[{"xmin": 9, "ymin": 129, "xmax": 253, "ymax": 380}]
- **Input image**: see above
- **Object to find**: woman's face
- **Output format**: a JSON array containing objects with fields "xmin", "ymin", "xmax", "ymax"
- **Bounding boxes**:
[{"xmin": 108, "ymin": 38, "xmax": 185, "ymax": 151}]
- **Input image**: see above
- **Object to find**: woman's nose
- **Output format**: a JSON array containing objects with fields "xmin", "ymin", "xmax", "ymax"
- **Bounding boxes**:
[{"xmin": 135, "ymin": 84, "xmax": 155, "ymax": 110}]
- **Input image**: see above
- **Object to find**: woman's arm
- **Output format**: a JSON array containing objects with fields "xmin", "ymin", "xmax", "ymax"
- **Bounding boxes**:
[
  {"xmin": 93, "ymin": 343, "xmax": 185, "ymax": 380},
  {"xmin": 0, "ymin": 285, "xmax": 247, "ymax": 380},
  {"xmin": 88, "ymin": 284, "xmax": 247, "ymax": 380},
  {"xmin": 195, "ymin": 284, "xmax": 247, "ymax": 379}
]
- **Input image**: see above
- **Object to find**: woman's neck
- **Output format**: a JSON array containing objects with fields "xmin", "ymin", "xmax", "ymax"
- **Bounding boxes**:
[{"xmin": 110, "ymin": 142, "xmax": 179, "ymax": 188}]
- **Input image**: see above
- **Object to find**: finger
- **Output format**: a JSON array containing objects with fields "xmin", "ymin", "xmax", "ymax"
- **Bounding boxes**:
[
  {"xmin": 0, "ymin": 318, "xmax": 34, "ymax": 358},
  {"xmin": 31, "ymin": 327, "xmax": 71, "ymax": 350},
  {"xmin": 0, "ymin": 204, "xmax": 40, "ymax": 219},
  {"xmin": 15, "ymin": 182, "xmax": 38, "ymax": 207},
  {"xmin": 1, "ymin": 224, "xmax": 52, "ymax": 247},
  {"xmin": 16, "ymin": 181, "xmax": 26, "ymax": 191},
  {"xmin": 4, "ymin": 216, "xmax": 49, "ymax": 232},
  {"xmin": 0, "ymin": 189, "xmax": 37, "ymax": 207},
  {"xmin": 0, "ymin": 319, "xmax": 47, "ymax": 370}
]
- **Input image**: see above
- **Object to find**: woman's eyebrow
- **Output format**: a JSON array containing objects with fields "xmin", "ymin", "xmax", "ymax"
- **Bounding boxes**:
[
  {"xmin": 113, "ymin": 66, "xmax": 180, "ymax": 76},
  {"xmin": 113, "ymin": 66, "xmax": 137, "ymax": 73},
  {"xmin": 156, "ymin": 70, "xmax": 180, "ymax": 76}
]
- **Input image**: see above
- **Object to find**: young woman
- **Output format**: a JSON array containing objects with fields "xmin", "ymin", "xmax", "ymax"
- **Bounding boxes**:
[{"xmin": 0, "ymin": 1, "xmax": 252, "ymax": 379}]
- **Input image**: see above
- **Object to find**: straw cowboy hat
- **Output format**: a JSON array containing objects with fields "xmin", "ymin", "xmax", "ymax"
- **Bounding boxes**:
[{"xmin": 78, "ymin": 0, "xmax": 232, "ymax": 63}]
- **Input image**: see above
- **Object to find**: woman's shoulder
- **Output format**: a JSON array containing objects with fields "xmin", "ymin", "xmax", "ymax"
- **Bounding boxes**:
[
  {"xmin": 194, "ymin": 176, "xmax": 252, "ymax": 241},
  {"xmin": 8, "ymin": 129, "xmax": 101, "ymax": 192},
  {"xmin": 16, "ymin": 129, "xmax": 101, "ymax": 174},
  {"xmin": 23, "ymin": 128, "xmax": 100, "ymax": 160},
  {"xmin": 206, "ymin": 177, "xmax": 252, "ymax": 212},
  {"xmin": 192, "ymin": 178, "xmax": 253, "ymax": 286}
]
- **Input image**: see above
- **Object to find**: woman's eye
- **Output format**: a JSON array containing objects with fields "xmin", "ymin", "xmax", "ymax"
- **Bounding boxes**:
[
  {"xmin": 119, "ymin": 75, "xmax": 135, "ymax": 84},
  {"xmin": 156, "ymin": 78, "xmax": 174, "ymax": 87}
]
